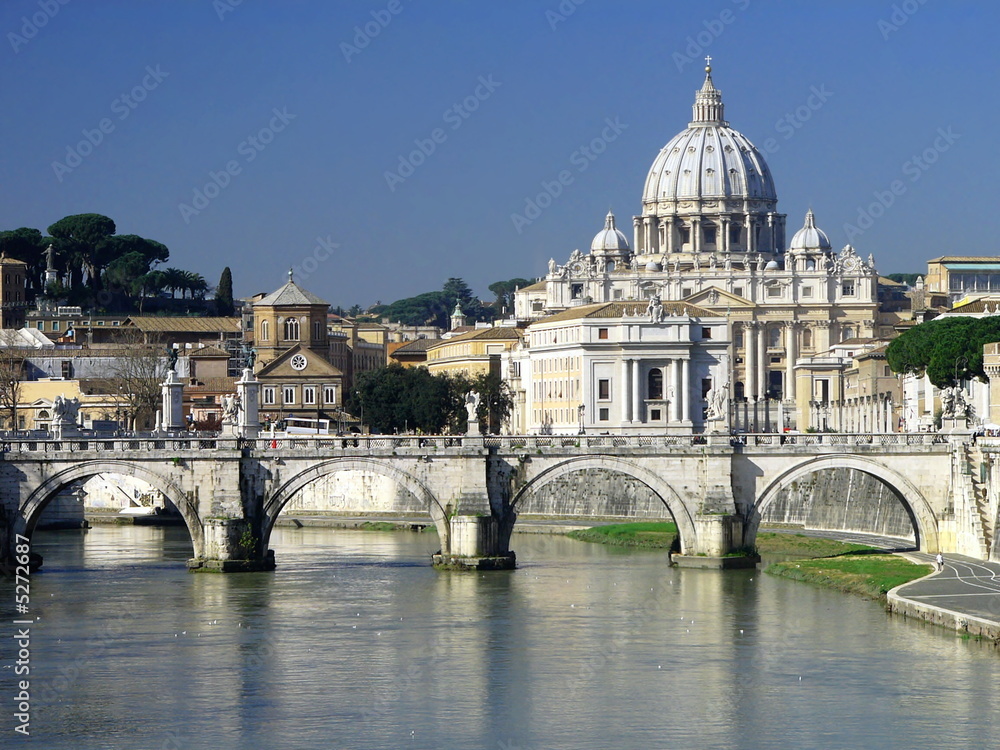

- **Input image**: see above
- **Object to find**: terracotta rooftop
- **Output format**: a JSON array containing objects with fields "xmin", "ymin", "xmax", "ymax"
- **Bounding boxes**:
[{"xmin": 127, "ymin": 317, "xmax": 242, "ymax": 333}]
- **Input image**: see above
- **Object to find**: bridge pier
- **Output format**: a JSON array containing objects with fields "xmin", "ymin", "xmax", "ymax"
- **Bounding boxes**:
[
  {"xmin": 187, "ymin": 517, "xmax": 275, "ymax": 573},
  {"xmin": 671, "ymin": 514, "xmax": 759, "ymax": 569},
  {"xmin": 432, "ymin": 515, "xmax": 516, "ymax": 570}
]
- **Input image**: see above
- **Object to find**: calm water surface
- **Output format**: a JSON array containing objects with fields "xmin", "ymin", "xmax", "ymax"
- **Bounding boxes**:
[{"xmin": 2, "ymin": 525, "xmax": 999, "ymax": 750}]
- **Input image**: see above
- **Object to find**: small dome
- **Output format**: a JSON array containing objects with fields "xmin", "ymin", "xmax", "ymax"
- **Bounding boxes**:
[
  {"xmin": 789, "ymin": 209, "xmax": 831, "ymax": 252},
  {"xmin": 765, "ymin": 260, "xmax": 780, "ymax": 270},
  {"xmin": 645, "ymin": 260, "xmax": 662, "ymax": 272},
  {"xmin": 591, "ymin": 211, "xmax": 630, "ymax": 254}
]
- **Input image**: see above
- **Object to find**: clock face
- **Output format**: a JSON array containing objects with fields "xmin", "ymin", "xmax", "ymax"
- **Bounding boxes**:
[
  {"xmin": 842, "ymin": 255, "xmax": 860, "ymax": 272},
  {"xmin": 290, "ymin": 353, "xmax": 307, "ymax": 371}
]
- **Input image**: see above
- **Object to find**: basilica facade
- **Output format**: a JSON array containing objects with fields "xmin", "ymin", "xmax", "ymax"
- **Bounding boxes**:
[{"xmin": 512, "ymin": 63, "xmax": 879, "ymax": 433}]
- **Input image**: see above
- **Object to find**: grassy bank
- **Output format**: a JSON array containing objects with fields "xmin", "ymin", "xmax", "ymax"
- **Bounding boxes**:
[
  {"xmin": 567, "ymin": 522, "xmax": 931, "ymax": 602},
  {"xmin": 766, "ymin": 554, "xmax": 931, "ymax": 601}
]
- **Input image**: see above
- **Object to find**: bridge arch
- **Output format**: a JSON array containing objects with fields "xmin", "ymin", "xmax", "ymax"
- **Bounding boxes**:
[
  {"xmin": 510, "ymin": 456, "xmax": 698, "ymax": 554},
  {"xmin": 18, "ymin": 460, "xmax": 201, "ymax": 551},
  {"xmin": 748, "ymin": 455, "xmax": 939, "ymax": 551},
  {"xmin": 262, "ymin": 458, "xmax": 450, "ymax": 551}
]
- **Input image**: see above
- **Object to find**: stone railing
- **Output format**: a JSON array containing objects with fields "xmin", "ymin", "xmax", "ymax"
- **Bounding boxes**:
[{"xmin": 0, "ymin": 431, "xmax": 956, "ymax": 456}]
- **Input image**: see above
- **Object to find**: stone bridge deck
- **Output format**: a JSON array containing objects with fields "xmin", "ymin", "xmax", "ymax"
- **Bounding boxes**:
[{"xmin": 1, "ymin": 432, "xmax": 989, "ymax": 572}]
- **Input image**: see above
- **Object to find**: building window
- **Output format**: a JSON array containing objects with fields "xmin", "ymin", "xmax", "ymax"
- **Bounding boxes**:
[
  {"xmin": 767, "ymin": 285, "xmax": 781, "ymax": 298},
  {"xmin": 313, "ymin": 320, "xmax": 322, "ymax": 340},
  {"xmin": 598, "ymin": 328, "xmax": 609, "ymax": 340},
  {"xmin": 768, "ymin": 327, "xmax": 782, "ymax": 348},
  {"xmin": 260, "ymin": 320, "xmax": 269, "ymax": 341},
  {"xmin": 701, "ymin": 327, "xmax": 711, "ymax": 339},
  {"xmin": 802, "ymin": 328, "xmax": 813, "ymax": 348},
  {"xmin": 802, "ymin": 286, "xmax": 813, "ymax": 298},
  {"xmin": 284, "ymin": 317, "xmax": 300, "ymax": 341},
  {"xmin": 598, "ymin": 379, "xmax": 611, "ymax": 400},
  {"xmin": 52, "ymin": 321, "xmax": 60, "ymax": 331},
  {"xmin": 842, "ymin": 282, "xmax": 855, "ymax": 296},
  {"xmin": 680, "ymin": 227, "xmax": 691, "ymax": 245},
  {"xmin": 283, "ymin": 386, "xmax": 296, "ymax": 404},
  {"xmin": 842, "ymin": 327, "xmax": 855, "ymax": 341},
  {"xmin": 733, "ymin": 287, "xmax": 743, "ymax": 298},
  {"xmin": 650, "ymin": 408, "xmax": 662, "ymax": 421},
  {"xmin": 571, "ymin": 284, "xmax": 583, "ymax": 299},
  {"xmin": 61, "ymin": 361, "xmax": 72, "ymax": 379},
  {"xmin": 36, "ymin": 321, "xmax": 43, "ymax": 330},
  {"xmin": 303, "ymin": 386, "xmax": 316, "ymax": 405},
  {"xmin": 263, "ymin": 387, "xmax": 275, "ymax": 405},
  {"xmin": 805, "ymin": 259, "xmax": 816, "ymax": 271},
  {"xmin": 599, "ymin": 407, "xmax": 609, "ymax": 421},
  {"xmin": 682, "ymin": 287, "xmax": 692, "ymax": 298},
  {"xmin": 703, "ymin": 226, "xmax": 716, "ymax": 245},
  {"xmin": 729, "ymin": 225, "xmax": 741, "ymax": 245},
  {"xmin": 734, "ymin": 330, "xmax": 744, "ymax": 348},
  {"xmin": 702, "ymin": 378, "xmax": 712, "ymax": 399},
  {"xmin": 324, "ymin": 385, "xmax": 337, "ymax": 404},
  {"xmin": 613, "ymin": 289, "xmax": 623, "ymax": 300},
  {"xmin": 647, "ymin": 369, "xmax": 663, "ymax": 400}
]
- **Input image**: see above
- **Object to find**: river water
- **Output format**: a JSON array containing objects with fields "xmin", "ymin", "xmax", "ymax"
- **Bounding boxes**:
[{"xmin": 3, "ymin": 525, "xmax": 999, "ymax": 750}]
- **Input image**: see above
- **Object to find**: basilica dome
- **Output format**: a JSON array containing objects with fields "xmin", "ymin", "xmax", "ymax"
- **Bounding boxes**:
[
  {"xmin": 591, "ymin": 211, "xmax": 630, "ymax": 254},
  {"xmin": 641, "ymin": 66, "xmax": 777, "ymax": 206},
  {"xmin": 788, "ymin": 209, "xmax": 832, "ymax": 251}
]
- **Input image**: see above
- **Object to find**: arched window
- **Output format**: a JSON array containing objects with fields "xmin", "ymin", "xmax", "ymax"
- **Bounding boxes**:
[
  {"xmin": 313, "ymin": 320, "xmax": 323, "ymax": 340},
  {"xmin": 284, "ymin": 317, "xmax": 300, "ymax": 341},
  {"xmin": 260, "ymin": 320, "xmax": 269, "ymax": 341},
  {"xmin": 647, "ymin": 368, "xmax": 663, "ymax": 400},
  {"xmin": 805, "ymin": 258, "xmax": 816, "ymax": 271},
  {"xmin": 842, "ymin": 326, "xmax": 855, "ymax": 342},
  {"xmin": 769, "ymin": 326, "xmax": 782, "ymax": 348},
  {"xmin": 802, "ymin": 328, "xmax": 813, "ymax": 348}
]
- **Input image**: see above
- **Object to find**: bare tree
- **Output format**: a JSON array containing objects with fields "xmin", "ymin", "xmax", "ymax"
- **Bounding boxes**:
[
  {"xmin": 106, "ymin": 328, "xmax": 165, "ymax": 430},
  {"xmin": 0, "ymin": 330, "xmax": 28, "ymax": 432}
]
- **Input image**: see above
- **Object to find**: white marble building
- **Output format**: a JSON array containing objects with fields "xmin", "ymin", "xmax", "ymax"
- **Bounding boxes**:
[{"xmin": 514, "ymin": 62, "xmax": 880, "ymax": 415}]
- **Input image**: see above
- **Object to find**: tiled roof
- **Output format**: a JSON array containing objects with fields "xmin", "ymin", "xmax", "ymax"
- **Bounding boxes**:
[
  {"xmin": 391, "ymin": 338, "xmax": 439, "ymax": 353},
  {"xmin": 520, "ymin": 281, "xmax": 546, "ymax": 292},
  {"xmin": 427, "ymin": 326, "xmax": 523, "ymax": 347},
  {"xmin": 254, "ymin": 281, "xmax": 328, "ymax": 307},
  {"xmin": 946, "ymin": 297, "xmax": 1000, "ymax": 314},
  {"xmin": 127, "ymin": 317, "xmax": 242, "ymax": 333},
  {"xmin": 189, "ymin": 345, "xmax": 231, "ymax": 357},
  {"xmin": 927, "ymin": 256, "xmax": 1000, "ymax": 263}
]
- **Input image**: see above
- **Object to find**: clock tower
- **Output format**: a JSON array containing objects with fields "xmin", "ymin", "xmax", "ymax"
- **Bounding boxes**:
[{"xmin": 252, "ymin": 269, "xmax": 331, "ymax": 370}]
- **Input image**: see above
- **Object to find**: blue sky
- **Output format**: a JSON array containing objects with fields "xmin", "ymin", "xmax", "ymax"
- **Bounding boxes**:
[{"xmin": 1, "ymin": 0, "xmax": 995, "ymax": 307}]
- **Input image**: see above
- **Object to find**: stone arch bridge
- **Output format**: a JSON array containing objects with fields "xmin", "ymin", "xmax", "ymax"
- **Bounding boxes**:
[{"xmin": 1, "ymin": 432, "xmax": 994, "ymax": 572}]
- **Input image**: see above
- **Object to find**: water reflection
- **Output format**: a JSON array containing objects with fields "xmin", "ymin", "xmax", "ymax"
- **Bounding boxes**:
[{"xmin": 2, "ymin": 526, "xmax": 998, "ymax": 750}]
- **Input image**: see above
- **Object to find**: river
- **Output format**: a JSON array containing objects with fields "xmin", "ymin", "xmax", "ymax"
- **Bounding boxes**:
[{"xmin": 2, "ymin": 525, "xmax": 999, "ymax": 749}]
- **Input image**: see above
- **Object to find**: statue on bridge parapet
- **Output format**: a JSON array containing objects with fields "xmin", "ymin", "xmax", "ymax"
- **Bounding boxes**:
[
  {"xmin": 941, "ymin": 386, "xmax": 970, "ymax": 420},
  {"xmin": 465, "ymin": 391, "xmax": 481, "ymax": 436},
  {"xmin": 51, "ymin": 394, "xmax": 81, "ymax": 439}
]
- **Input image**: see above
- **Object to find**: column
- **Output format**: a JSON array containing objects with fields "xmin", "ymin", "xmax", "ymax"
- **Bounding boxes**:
[
  {"xmin": 721, "ymin": 218, "xmax": 730, "ymax": 252},
  {"xmin": 631, "ymin": 359, "xmax": 641, "ymax": 424},
  {"xmin": 161, "ymin": 370, "xmax": 184, "ymax": 431},
  {"xmin": 668, "ymin": 359, "xmax": 677, "ymax": 422},
  {"xmin": 236, "ymin": 368, "xmax": 260, "ymax": 439},
  {"xmin": 692, "ymin": 219, "xmax": 701, "ymax": 253},
  {"xmin": 746, "ymin": 216, "xmax": 755, "ymax": 253},
  {"xmin": 756, "ymin": 324, "xmax": 766, "ymax": 401},
  {"xmin": 644, "ymin": 218, "xmax": 652, "ymax": 253},
  {"xmin": 633, "ymin": 217, "xmax": 642, "ymax": 254},
  {"xmin": 666, "ymin": 218, "xmax": 675, "ymax": 254},
  {"xmin": 784, "ymin": 322, "xmax": 797, "ymax": 401},
  {"xmin": 681, "ymin": 358, "xmax": 690, "ymax": 422},
  {"xmin": 745, "ymin": 323, "xmax": 757, "ymax": 402},
  {"xmin": 621, "ymin": 358, "xmax": 631, "ymax": 423}
]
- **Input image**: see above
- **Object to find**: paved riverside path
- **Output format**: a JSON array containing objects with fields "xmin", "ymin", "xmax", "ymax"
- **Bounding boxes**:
[{"xmin": 894, "ymin": 553, "xmax": 1000, "ymax": 624}]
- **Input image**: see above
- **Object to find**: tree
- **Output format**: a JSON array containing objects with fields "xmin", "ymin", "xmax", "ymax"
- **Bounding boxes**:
[
  {"xmin": 886, "ymin": 316, "xmax": 1000, "ymax": 387},
  {"xmin": 885, "ymin": 273, "xmax": 921, "ymax": 287},
  {"xmin": 47, "ymin": 213, "xmax": 116, "ymax": 290},
  {"xmin": 488, "ymin": 277, "xmax": 533, "ymax": 317},
  {"xmin": 0, "ymin": 331, "xmax": 28, "ymax": 433},
  {"xmin": 349, "ymin": 364, "xmax": 453, "ymax": 434},
  {"xmin": 214, "ymin": 267, "xmax": 234, "ymax": 316},
  {"xmin": 105, "ymin": 328, "xmax": 165, "ymax": 430}
]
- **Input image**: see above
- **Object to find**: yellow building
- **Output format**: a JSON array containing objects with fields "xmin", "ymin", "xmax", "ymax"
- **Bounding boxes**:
[
  {"xmin": 5, "ymin": 379, "xmax": 120, "ymax": 432},
  {"xmin": 925, "ymin": 256, "xmax": 1000, "ymax": 304},
  {"xmin": 425, "ymin": 326, "xmax": 523, "ymax": 377}
]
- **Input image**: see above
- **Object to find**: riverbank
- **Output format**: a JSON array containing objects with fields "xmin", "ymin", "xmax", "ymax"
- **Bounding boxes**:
[{"xmin": 568, "ymin": 521, "xmax": 931, "ymax": 602}]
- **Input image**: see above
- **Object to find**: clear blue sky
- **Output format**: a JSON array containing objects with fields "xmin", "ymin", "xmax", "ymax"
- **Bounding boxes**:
[{"xmin": 1, "ymin": 0, "xmax": 995, "ymax": 307}]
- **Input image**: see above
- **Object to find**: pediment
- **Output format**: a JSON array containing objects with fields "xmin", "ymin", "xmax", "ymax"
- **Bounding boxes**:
[
  {"xmin": 684, "ymin": 286, "xmax": 756, "ymax": 308},
  {"xmin": 256, "ymin": 345, "xmax": 343, "ymax": 378}
]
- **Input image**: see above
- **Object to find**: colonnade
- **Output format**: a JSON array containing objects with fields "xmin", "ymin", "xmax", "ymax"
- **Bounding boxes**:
[
  {"xmin": 620, "ymin": 357, "xmax": 690, "ymax": 424},
  {"xmin": 808, "ymin": 395, "xmax": 895, "ymax": 433}
]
